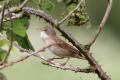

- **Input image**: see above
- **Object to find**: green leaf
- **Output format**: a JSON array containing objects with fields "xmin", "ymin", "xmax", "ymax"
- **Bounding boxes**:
[
  {"xmin": 67, "ymin": 3, "xmax": 76, "ymax": 12},
  {"xmin": 13, "ymin": 21, "xmax": 26, "ymax": 37},
  {"xmin": 14, "ymin": 34, "xmax": 35, "ymax": 51},
  {"xmin": 62, "ymin": 0, "xmax": 90, "ymax": 26},
  {"xmin": 4, "ymin": 16, "xmax": 34, "ymax": 51},
  {"xmin": 0, "ymin": 0, "xmax": 10, "ymax": 11},
  {"xmin": 8, "ymin": 0, "xmax": 25, "ymax": 7},
  {"xmin": 0, "ymin": 48, "xmax": 6, "ymax": 62},
  {"xmin": 42, "ymin": 0, "xmax": 54, "ymax": 12},
  {"xmin": 6, "ymin": 32, "xmax": 34, "ymax": 51},
  {"xmin": 4, "ymin": 17, "xmax": 29, "ymax": 37},
  {"xmin": 25, "ymin": 0, "xmax": 38, "ymax": 8}
]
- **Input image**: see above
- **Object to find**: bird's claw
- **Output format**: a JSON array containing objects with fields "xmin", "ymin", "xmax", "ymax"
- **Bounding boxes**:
[
  {"xmin": 60, "ymin": 63, "xmax": 66, "ymax": 66},
  {"xmin": 47, "ymin": 58, "xmax": 54, "ymax": 62}
]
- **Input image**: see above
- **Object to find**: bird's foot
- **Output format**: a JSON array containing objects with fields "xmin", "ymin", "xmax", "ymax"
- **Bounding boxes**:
[
  {"xmin": 47, "ymin": 58, "xmax": 54, "ymax": 62},
  {"xmin": 60, "ymin": 57, "xmax": 70, "ymax": 66},
  {"xmin": 60, "ymin": 63, "xmax": 67, "ymax": 66}
]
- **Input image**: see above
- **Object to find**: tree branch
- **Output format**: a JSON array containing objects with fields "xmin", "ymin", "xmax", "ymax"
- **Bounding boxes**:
[
  {"xmin": 19, "ymin": 0, "xmax": 29, "ymax": 9},
  {"xmin": 0, "ymin": 0, "xmax": 13, "ymax": 65},
  {"xmin": 0, "ymin": 1, "xmax": 6, "ymax": 31},
  {"xmin": 42, "ymin": 62, "xmax": 94, "ymax": 73},
  {"xmin": 0, "ymin": 44, "xmax": 52, "ymax": 70},
  {"xmin": 0, "ymin": 0, "xmax": 29, "ymax": 18},
  {"xmin": 39, "ymin": 0, "xmax": 42, "ymax": 8},
  {"xmin": 87, "ymin": 0, "xmax": 113, "ymax": 47},
  {"xmin": 14, "ymin": 44, "xmax": 94, "ymax": 73},
  {"xmin": 3, "ymin": 13, "xmax": 23, "ymax": 22}
]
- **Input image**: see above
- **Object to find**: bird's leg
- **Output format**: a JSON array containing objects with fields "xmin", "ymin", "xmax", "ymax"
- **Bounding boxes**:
[
  {"xmin": 47, "ymin": 56, "xmax": 64, "ymax": 62},
  {"xmin": 61, "ymin": 57, "xmax": 70, "ymax": 66}
]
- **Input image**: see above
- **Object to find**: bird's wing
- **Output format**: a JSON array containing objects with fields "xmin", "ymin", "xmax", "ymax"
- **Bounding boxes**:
[{"xmin": 55, "ymin": 37, "xmax": 83, "ymax": 57}]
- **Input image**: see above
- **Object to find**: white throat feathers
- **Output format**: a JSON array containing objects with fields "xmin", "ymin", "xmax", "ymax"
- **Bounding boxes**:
[{"xmin": 40, "ymin": 31, "xmax": 49, "ymax": 39}]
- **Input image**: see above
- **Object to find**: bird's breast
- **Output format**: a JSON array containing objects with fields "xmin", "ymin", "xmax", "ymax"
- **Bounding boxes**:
[{"xmin": 49, "ymin": 45, "xmax": 71, "ymax": 58}]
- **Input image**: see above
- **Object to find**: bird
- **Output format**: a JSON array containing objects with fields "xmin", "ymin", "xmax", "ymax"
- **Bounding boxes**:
[{"xmin": 40, "ymin": 26, "xmax": 85, "ymax": 66}]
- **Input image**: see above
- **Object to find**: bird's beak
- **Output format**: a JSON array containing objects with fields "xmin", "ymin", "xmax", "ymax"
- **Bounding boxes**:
[{"xmin": 40, "ymin": 28, "xmax": 42, "ymax": 32}]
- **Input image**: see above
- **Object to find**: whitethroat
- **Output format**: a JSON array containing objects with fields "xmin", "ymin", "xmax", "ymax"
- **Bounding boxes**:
[{"xmin": 40, "ymin": 26, "xmax": 85, "ymax": 66}]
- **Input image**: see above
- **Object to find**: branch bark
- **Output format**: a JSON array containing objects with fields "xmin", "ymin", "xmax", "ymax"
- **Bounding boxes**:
[
  {"xmin": 0, "ymin": 0, "xmax": 29, "ymax": 18},
  {"xmin": 87, "ymin": 0, "xmax": 113, "ymax": 47},
  {"xmin": 3, "ymin": 13, "xmax": 23, "ymax": 22},
  {"xmin": 0, "ymin": 1, "xmax": 5, "ymax": 31}
]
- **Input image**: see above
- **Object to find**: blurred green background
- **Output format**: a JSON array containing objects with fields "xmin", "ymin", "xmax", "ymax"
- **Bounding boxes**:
[{"xmin": 1, "ymin": 0, "xmax": 120, "ymax": 80}]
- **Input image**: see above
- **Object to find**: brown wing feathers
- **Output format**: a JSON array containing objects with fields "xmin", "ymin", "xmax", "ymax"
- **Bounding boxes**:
[{"xmin": 55, "ymin": 37, "xmax": 84, "ymax": 58}]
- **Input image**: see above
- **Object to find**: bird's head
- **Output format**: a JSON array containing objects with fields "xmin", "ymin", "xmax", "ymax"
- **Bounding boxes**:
[{"xmin": 40, "ymin": 26, "xmax": 56, "ymax": 39}]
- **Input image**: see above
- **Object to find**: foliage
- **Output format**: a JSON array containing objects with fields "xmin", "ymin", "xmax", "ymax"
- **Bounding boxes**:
[
  {"xmin": 29, "ymin": 0, "xmax": 54, "ymax": 12},
  {"xmin": 0, "ymin": 48, "xmax": 7, "ymax": 63},
  {"xmin": 0, "ymin": 40, "xmax": 8, "ymax": 47},
  {"xmin": 4, "ymin": 17, "xmax": 29, "ymax": 37},
  {"xmin": 14, "ymin": 34, "xmax": 35, "ymax": 51},
  {"xmin": 41, "ymin": 0, "xmax": 54, "ymax": 12},
  {"xmin": 4, "ymin": 16, "xmax": 35, "ymax": 51},
  {"xmin": 62, "ymin": 0, "xmax": 90, "ymax": 26}
]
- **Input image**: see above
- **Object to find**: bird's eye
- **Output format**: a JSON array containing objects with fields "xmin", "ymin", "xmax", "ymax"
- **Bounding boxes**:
[{"xmin": 44, "ymin": 29, "xmax": 48, "ymax": 31}]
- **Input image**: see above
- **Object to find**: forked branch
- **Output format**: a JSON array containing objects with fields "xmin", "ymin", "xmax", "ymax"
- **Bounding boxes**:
[{"xmin": 87, "ymin": 0, "xmax": 113, "ymax": 47}]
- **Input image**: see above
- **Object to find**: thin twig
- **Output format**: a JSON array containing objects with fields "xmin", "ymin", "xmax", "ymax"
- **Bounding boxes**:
[
  {"xmin": 14, "ymin": 43, "xmax": 93, "ymax": 73},
  {"xmin": 87, "ymin": 0, "xmax": 113, "ymax": 47},
  {"xmin": 3, "ymin": 13, "xmax": 23, "ymax": 22},
  {"xmin": 0, "ymin": 44, "xmax": 52, "ymax": 70},
  {"xmin": 39, "ymin": 0, "xmax": 42, "ymax": 8},
  {"xmin": 19, "ymin": 0, "xmax": 29, "ymax": 9},
  {"xmin": 0, "ymin": 1, "xmax": 6, "ymax": 30},
  {"xmin": 58, "ymin": 0, "xmax": 84, "ymax": 25},
  {"xmin": 22, "ymin": 7, "xmax": 57, "ymax": 25},
  {"xmin": 42, "ymin": 62, "xmax": 94, "ymax": 73},
  {"xmin": 0, "ymin": 1, "xmax": 13, "ymax": 65},
  {"xmin": 0, "ymin": 0, "xmax": 29, "ymax": 19}
]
